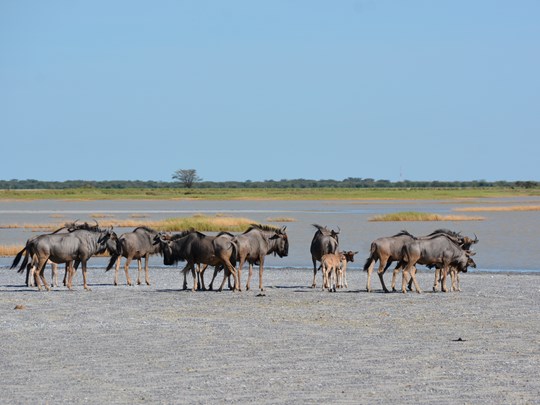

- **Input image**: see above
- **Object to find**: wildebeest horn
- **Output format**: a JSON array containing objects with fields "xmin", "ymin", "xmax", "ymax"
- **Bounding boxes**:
[{"xmin": 473, "ymin": 233, "xmax": 479, "ymax": 243}]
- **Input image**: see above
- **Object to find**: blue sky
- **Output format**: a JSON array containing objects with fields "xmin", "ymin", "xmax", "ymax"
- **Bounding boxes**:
[{"xmin": 1, "ymin": 1, "xmax": 538, "ymax": 182}]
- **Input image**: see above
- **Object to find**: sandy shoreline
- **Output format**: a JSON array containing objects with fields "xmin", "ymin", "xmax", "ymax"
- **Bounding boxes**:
[{"xmin": 1, "ymin": 267, "xmax": 539, "ymax": 404}]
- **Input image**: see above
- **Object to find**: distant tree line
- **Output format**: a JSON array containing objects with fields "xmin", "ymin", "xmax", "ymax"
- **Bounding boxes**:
[{"xmin": 0, "ymin": 178, "xmax": 538, "ymax": 190}]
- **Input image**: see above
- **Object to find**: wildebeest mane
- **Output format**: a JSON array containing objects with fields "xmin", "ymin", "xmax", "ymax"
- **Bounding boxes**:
[
  {"xmin": 133, "ymin": 226, "xmax": 157, "ymax": 233},
  {"xmin": 393, "ymin": 230, "xmax": 415, "ymax": 238},
  {"xmin": 429, "ymin": 228, "xmax": 461, "ymax": 238},
  {"xmin": 216, "ymin": 231, "xmax": 235, "ymax": 237},
  {"xmin": 244, "ymin": 224, "xmax": 280, "ymax": 234},
  {"xmin": 169, "ymin": 229, "xmax": 196, "ymax": 240}
]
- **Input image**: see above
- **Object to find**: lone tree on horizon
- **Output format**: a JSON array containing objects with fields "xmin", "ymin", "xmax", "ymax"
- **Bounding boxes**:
[{"xmin": 172, "ymin": 169, "xmax": 202, "ymax": 189}]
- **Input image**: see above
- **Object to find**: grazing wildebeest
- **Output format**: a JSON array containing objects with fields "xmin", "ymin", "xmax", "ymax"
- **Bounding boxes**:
[
  {"xmin": 336, "ymin": 250, "xmax": 358, "ymax": 289},
  {"xmin": 106, "ymin": 226, "xmax": 162, "ymax": 286},
  {"xmin": 12, "ymin": 225, "xmax": 117, "ymax": 291},
  {"xmin": 155, "ymin": 230, "xmax": 239, "ymax": 292},
  {"xmin": 310, "ymin": 224, "xmax": 339, "ymax": 288},
  {"xmin": 400, "ymin": 234, "xmax": 477, "ymax": 294},
  {"xmin": 225, "ymin": 224, "xmax": 289, "ymax": 292},
  {"xmin": 363, "ymin": 230, "xmax": 416, "ymax": 293}
]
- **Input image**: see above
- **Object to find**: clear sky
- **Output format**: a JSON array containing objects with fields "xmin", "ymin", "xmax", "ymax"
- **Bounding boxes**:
[{"xmin": 1, "ymin": 1, "xmax": 538, "ymax": 183}]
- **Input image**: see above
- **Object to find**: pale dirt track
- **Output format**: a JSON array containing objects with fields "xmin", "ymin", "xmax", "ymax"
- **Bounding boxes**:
[{"xmin": 0, "ymin": 267, "xmax": 539, "ymax": 404}]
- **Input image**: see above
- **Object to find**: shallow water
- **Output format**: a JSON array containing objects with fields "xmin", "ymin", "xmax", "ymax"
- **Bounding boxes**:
[{"xmin": 1, "ymin": 197, "xmax": 539, "ymax": 272}]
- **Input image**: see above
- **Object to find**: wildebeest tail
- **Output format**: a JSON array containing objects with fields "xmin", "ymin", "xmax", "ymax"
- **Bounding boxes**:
[
  {"xmin": 363, "ymin": 243, "xmax": 377, "ymax": 271},
  {"xmin": 105, "ymin": 255, "xmax": 119, "ymax": 271},
  {"xmin": 11, "ymin": 247, "xmax": 27, "ymax": 272}
]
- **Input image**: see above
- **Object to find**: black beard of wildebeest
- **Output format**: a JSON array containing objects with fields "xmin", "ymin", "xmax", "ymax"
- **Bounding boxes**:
[
  {"xmin": 221, "ymin": 224, "xmax": 289, "ymax": 292},
  {"xmin": 309, "ymin": 224, "xmax": 339, "ymax": 288},
  {"xmin": 105, "ymin": 226, "xmax": 162, "ymax": 286},
  {"xmin": 11, "ymin": 222, "xmax": 117, "ymax": 291}
]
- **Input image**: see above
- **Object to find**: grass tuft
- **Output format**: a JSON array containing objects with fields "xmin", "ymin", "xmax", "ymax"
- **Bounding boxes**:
[
  {"xmin": 266, "ymin": 217, "xmax": 297, "ymax": 223},
  {"xmin": 369, "ymin": 211, "xmax": 484, "ymax": 222},
  {"xmin": 454, "ymin": 205, "xmax": 540, "ymax": 212}
]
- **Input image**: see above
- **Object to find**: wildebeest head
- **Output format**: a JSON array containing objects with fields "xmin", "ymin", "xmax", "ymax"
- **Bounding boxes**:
[
  {"xmin": 341, "ymin": 250, "xmax": 358, "ymax": 263},
  {"xmin": 153, "ymin": 232, "xmax": 175, "ymax": 265},
  {"xmin": 462, "ymin": 251, "xmax": 477, "ymax": 273},
  {"xmin": 270, "ymin": 226, "xmax": 289, "ymax": 258}
]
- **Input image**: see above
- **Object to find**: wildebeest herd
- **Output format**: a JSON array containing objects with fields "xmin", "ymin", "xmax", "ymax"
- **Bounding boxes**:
[{"xmin": 9, "ymin": 221, "xmax": 478, "ymax": 294}]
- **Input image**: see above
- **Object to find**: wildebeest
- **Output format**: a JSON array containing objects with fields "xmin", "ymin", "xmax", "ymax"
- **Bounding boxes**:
[
  {"xmin": 106, "ymin": 226, "xmax": 162, "ymax": 286},
  {"xmin": 363, "ymin": 230, "xmax": 416, "ymax": 293},
  {"xmin": 425, "ymin": 229, "xmax": 478, "ymax": 292},
  {"xmin": 226, "ymin": 224, "xmax": 289, "ymax": 292},
  {"xmin": 320, "ymin": 252, "xmax": 345, "ymax": 292},
  {"xmin": 154, "ymin": 230, "xmax": 239, "ymax": 292},
  {"xmin": 400, "ymin": 233, "xmax": 477, "ymax": 294},
  {"xmin": 336, "ymin": 250, "xmax": 358, "ymax": 289},
  {"xmin": 12, "ymin": 224, "xmax": 117, "ymax": 291},
  {"xmin": 310, "ymin": 224, "xmax": 339, "ymax": 288},
  {"xmin": 11, "ymin": 221, "xmax": 110, "ymax": 288}
]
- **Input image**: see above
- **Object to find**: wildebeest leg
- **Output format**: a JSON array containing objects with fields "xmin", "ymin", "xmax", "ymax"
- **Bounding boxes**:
[
  {"xmin": 50, "ymin": 263, "xmax": 58, "ymax": 288},
  {"xmin": 114, "ymin": 256, "xmax": 122, "ymax": 286},
  {"xmin": 246, "ymin": 262, "xmax": 254, "ymax": 291},
  {"xmin": 65, "ymin": 262, "xmax": 75, "ymax": 290},
  {"xmin": 62, "ymin": 263, "xmax": 70, "ymax": 287},
  {"xmin": 180, "ymin": 263, "xmax": 191, "ymax": 290},
  {"xmin": 208, "ymin": 266, "xmax": 221, "ymax": 291},
  {"xmin": 124, "ymin": 256, "xmax": 133, "ymax": 286},
  {"xmin": 136, "ymin": 258, "xmax": 143, "ymax": 285},
  {"xmin": 377, "ymin": 259, "xmax": 391, "ymax": 293},
  {"xmin": 258, "ymin": 259, "xmax": 265, "ymax": 291},
  {"xmin": 311, "ymin": 258, "xmax": 318, "ymax": 288},
  {"xmin": 144, "ymin": 254, "xmax": 151, "ymax": 286},
  {"xmin": 35, "ymin": 257, "xmax": 50, "ymax": 291},
  {"xmin": 401, "ymin": 263, "xmax": 413, "ymax": 294},
  {"xmin": 455, "ymin": 272, "xmax": 461, "ymax": 292},
  {"xmin": 190, "ymin": 263, "xmax": 198, "ymax": 292},
  {"xmin": 26, "ymin": 263, "xmax": 34, "ymax": 287},
  {"xmin": 433, "ymin": 268, "xmax": 441, "ymax": 292},
  {"xmin": 391, "ymin": 261, "xmax": 406, "ymax": 292},
  {"xmin": 440, "ymin": 265, "xmax": 449, "ymax": 293},
  {"xmin": 408, "ymin": 266, "xmax": 422, "ymax": 294},
  {"xmin": 81, "ymin": 261, "xmax": 91, "ymax": 291},
  {"xmin": 321, "ymin": 264, "xmax": 328, "ymax": 291},
  {"xmin": 199, "ymin": 264, "xmax": 209, "ymax": 291}
]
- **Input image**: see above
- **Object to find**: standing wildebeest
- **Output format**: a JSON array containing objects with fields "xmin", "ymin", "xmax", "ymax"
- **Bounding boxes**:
[
  {"xmin": 423, "ymin": 229, "xmax": 479, "ymax": 292},
  {"xmin": 155, "ymin": 230, "xmax": 239, "ymax": 292},
  {"xmin": 11, "ymin": 221, "xmax": 114, "ymax": 288},
  {"xmin": 363, "ymin": 230, "xmax": 416, "ymax": 293},
  {"xmin": 12, "ymin": 225, "xmax": 116, "ymax": 291},
  {"xmin": 320, "ymin": 252, "xmax": 345, "ymax": 292},
  {"xmin": 310, "ymin": 224, "xmax": 339, "ymax": 288},
  {"xmin": 336, "ymin": 250, "xmax": 358, "ymax": 289},
  {"xmin": 400, "ymin": 234, "xmax": 477, "ymax": 294},
  {"xmin": 226, "ymin": 224, "xmax": 289, "ymax": 292},
  {"xmin": 106, "ymin": 226, "xmax": 162, "ymax": 286}
]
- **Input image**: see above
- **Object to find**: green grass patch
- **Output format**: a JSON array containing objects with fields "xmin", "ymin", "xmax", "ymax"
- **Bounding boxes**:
[
  {"xmin": 1, "ymin": 187, "xmax": 539, "ymax": 201},
  {"xmin": 156, "ymin": 215, "xmax": 255, "ymax": 232},
  {"xmin": 369, "ymin": 211, "xmax": 485, "ymax": 222},
  {"xmin": 0, "ymin": 215, "xmax": 258, "ymax": 234}
]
